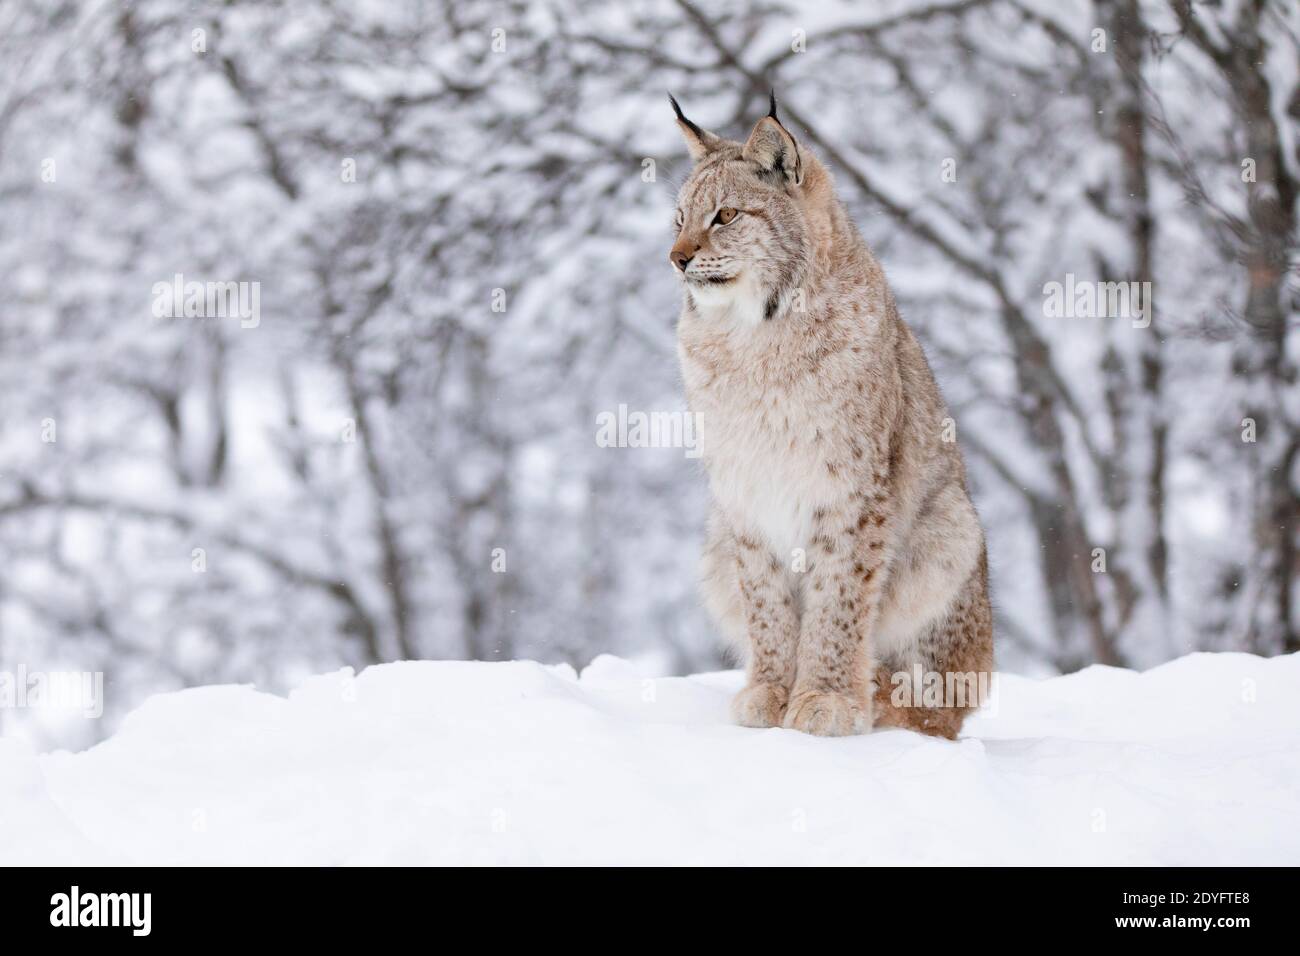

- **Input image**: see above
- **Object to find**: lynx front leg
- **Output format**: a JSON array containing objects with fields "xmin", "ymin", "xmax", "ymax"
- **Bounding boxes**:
[
  {"xmin": 785, "ymin": 496, "xmax": 891, "ymax": 736},
  {"xmin": 729, "ymin": 531, "xmax": 800, "ymax": 728}
]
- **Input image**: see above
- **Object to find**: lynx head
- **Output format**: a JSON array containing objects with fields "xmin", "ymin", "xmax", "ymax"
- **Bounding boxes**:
[{"xmin": 668, "ymin": 93, "xmax": 820, "ymax": 323}]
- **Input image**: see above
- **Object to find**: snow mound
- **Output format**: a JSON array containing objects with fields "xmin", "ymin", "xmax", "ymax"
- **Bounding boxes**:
[{"xmin": 3, "ymin": 653, "xmax": 1297, "ymax": 865}]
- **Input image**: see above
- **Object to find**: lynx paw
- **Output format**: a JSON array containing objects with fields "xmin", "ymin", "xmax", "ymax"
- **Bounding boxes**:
[
  {"xmin": 783, "ymin": 691, "xmax": 870, "ymax": 737},
  {"xmin": 732, "ymin": 682, "xmax": 789, "ymax": 728}
]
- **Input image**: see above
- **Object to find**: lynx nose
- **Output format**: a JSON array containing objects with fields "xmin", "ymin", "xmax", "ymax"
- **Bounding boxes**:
[{"xmin": 669, "ymin": 236, "xmax": 700, "ymax": 272}]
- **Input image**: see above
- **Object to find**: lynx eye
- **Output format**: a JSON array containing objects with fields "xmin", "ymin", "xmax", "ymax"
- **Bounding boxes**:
[
  {"xmin": 713, "ymin": 207, "xmax": 739, "ymax": 226},
  {"xmin": 674, "ymin": 209, "xmax": 684, "ymax": 229}
]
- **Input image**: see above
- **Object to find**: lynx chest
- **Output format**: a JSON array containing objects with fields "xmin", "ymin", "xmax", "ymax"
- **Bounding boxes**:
[{"xmin": 688, "ymin": 368, "xmax": 850, "ymax": 560}]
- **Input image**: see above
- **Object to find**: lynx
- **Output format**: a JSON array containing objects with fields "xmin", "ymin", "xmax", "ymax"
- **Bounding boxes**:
[{"xmin": 669, "ymin": 94, "xmax": 993, "ymax": 739}]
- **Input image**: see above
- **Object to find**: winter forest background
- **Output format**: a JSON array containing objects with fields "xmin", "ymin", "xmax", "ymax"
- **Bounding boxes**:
[{"xmin": 1, "ymin": 0, "xmax": 1297, "ymax": 747}]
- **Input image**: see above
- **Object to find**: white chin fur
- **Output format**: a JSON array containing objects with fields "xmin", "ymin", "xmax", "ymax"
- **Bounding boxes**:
[{"xmin": 686, "ymin": 269, "xmax": 768, "ymax": 327}]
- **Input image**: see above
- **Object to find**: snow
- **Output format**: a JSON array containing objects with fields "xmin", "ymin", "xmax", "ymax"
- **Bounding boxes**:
[{"xmin": 2, "ymin": 651, "xmax": 1297, "ymax": 865}]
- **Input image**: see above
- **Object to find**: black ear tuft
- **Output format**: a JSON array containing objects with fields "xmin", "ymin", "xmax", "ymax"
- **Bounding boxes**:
[
  {"xmin": 668, "ymin": 92, "xmax": 703, "ymax": 138},
  {"xmin": 670, "ymin": 93, "xmax": 723, "ymax": 161}
]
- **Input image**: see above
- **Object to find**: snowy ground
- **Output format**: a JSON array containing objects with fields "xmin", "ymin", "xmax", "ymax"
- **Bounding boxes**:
[{"xmin": 2, "ymin": 652, "xmax": 1297, "ymax": 865}]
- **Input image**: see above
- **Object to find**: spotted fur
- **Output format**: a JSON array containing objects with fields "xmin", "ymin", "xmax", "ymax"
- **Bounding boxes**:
[{"xmin": 671, "ymin": 97, "xmax": 994, "ymax": 738}]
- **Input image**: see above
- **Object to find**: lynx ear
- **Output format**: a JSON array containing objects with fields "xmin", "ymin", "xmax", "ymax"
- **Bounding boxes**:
[
  {"xmin": 669, "ymin": 93, "xmax": 722, "ymax": 162},
  {"xmin": 743, "ymin": 93, "xmax": 803, "ymax": 186}
]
